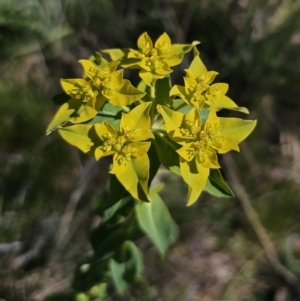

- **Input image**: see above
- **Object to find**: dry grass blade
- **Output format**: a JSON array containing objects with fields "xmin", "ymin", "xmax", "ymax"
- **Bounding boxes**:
[{"xmin": 223, "ymin": 153, "xmax": 300, "ymax": 293}]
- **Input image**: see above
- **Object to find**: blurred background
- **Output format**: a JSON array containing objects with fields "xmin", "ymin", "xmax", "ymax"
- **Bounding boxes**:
[{"xmin": 1, "ymin": 0, "xmax": 300, "ymax": 300}]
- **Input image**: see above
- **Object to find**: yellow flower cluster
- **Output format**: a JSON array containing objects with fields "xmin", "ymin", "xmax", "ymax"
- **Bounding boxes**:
[{"xmin": 47, "ymin": 32, "xmax": 256, "ymax": 205}]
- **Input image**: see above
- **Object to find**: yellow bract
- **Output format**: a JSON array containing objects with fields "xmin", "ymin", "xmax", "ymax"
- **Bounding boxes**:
[
  {"xmin": 46, "ymin": 32, "xmax": 257, "ymax": 207},
  {"xmin": 170, "ymin": 56, "xmax": 249, "ymax": 114},
  {"xmin": 158, "ymin": 105, "xmax": 256, "ymax": 205},
  {"xmin": 58, "ymin": 102, "xmax": 154, "ymax": 202},
  {"xmin": 46, "ymin": 57, "xmax": 145, "ymax": 135},
  {"xmin": 103, "ymin": 32, "xmax": 199, "ymax": 86}
]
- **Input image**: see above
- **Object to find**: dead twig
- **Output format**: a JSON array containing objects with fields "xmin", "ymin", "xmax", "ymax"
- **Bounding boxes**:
[
  {"xmin": 223, "ymin": 153, "xmax": 300, "ymax": 293},
  {"xmin": 11, "ymin": 214, "xmax": 58, "ymax": 270},
  {"xmin": 50, "ymin": 157, "xmax": 110, "ymax": 259}
]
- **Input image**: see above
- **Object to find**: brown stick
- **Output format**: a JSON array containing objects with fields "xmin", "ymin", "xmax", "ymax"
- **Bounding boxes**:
[{"xmin": 223, "ymin": 153, "xmax": 300, "ymax": 292}]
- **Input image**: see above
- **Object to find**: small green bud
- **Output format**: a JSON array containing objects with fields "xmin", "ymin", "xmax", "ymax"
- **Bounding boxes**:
[
  {"xmin": 87, "ymin": 283, "xmax": 107, "ymax": 298},
  {"xmin": 75, "ymin": 292, "xmax": 89, "ymax": 301}
]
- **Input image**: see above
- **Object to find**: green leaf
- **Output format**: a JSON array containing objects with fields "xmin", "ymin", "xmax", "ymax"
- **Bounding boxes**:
[
  {"xmin": 150, "ymin": 182, "xmax": 165, "ymax": 195},
  {"xmin": 84, "ymin": 114, "xmax": 120, "ymax": 130},
  {"xmin": 147, "ymin": 142, "xmax": 162, "ymax": 185},
  {"xmin": 175, "ymin": 104, "xmax": 209, "ymax": 123},
  {"xmin": 105, "ymin": 174, "xmax": 131, "ymax": 210},
  {"xmin": 90, "ymin": 222, "xmax": 127, "ymax": 260},
  {"xmin": 104, "ymin": 196, "xmax": 135, "ymax": 224},
  {"xmin": 135, "ymin": 189, "xmax": 179, "ymax": 256},
  {"xmin": 177, "ymin": 104, "xmax": 192, "ymax": 115},
  {"xmin": 109, "ymin": 259, "xmax": 128, "ymax": 295},
  {"xmin": 199, "ymin": 108, "xmax": 210, "ymax": 122},
  {"xmin": 154, "ymin": 77, "xmax": 173, "ymax": 107},
  {"xmin": 153, "ymin": 131, "xmax": 180, "ymax": 174},
  {"xmin": 73, "ymin": 258, "xmax": 109, "ymax": 292},
  {"xmin": 172, "ymin": 98, "xmax": 186, "ymax": 110},
  {"xmin": 84, "ymin": 102, "xmax": 122, "ymax": 130},
  {"xmin": 204, "ymin": 169, "xmax": 234, "ymax": 198},
  {"xmin": 109, "ymin": 241, "xmax": 143, "ymax": 295},
  {"xmin": 100, "ymin": 101, "xmax": 123, "ymax": 116}
]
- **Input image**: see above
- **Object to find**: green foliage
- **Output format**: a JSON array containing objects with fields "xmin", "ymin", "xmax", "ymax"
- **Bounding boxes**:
[
  {"xmin": 204, "ymin": 169, "xmax": 234, "ymax": 198},
  {"xmin": 109, "ymin": 241, "xmax": 143, "ymax": 294},
  {"xmin": 135, "ymin": 189, "xmax": 179, "ymax": 256},
  {"xmin": 44, "ymin": 31, "xmax": 256, "ymax": 298},
  {"xmin": 3, "ymin": 0, "xmax": 300, "ymax": 299}
]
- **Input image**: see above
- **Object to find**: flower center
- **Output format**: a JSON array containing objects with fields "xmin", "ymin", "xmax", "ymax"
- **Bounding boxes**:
[
  {"xmin": 120, "ymin": 126, "xmax": 140, "ymax": 140},
  {"xmin": 70, "ymin": 81, "xmax": 95, "ymax": 102},
  {"xmin": 145, "ymin": 56, "xmax": 163, "ymax": 72},
  {"xmin": 114, "ymin": 139, "xmax": 137, "ymax": 166},
  {"xmin": 100, "ymin": 133, "xmax": 115, "ymax": 152},
  {"xmin": 156, "ymin": 42, "xmax": 170, "ymax": 56},
  {"xmin": 205, "ymin": 124, "xmax": 226, "ymax": 149}
]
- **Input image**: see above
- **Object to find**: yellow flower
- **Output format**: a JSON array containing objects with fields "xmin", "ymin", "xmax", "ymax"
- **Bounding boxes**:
[
  {"xmin": 170, "ymin": 56, "xmax": 249, "ymax": 113},
  {"xmin": 46, "ymin": 57, "xmax": 145, "ymax": 134},
  {"xmin": 58, "ymin": 102, "xmax": 154, "ymax": 202},
  {"xmin": 103, "ymin": 32, "xmax": 199, "ymax": 86},
  {"xmin": 79, "ymin": 59, "xmax": 145, "ymax": 107},
  {"xmin": 158, "ymin": 105, "xmax": 256, "ymax": 205}
]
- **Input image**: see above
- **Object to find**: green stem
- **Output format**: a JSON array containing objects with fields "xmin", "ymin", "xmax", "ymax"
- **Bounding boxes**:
[
  {"xmin": 150, "ymin": 85, "xmax": 155, "ymax": 99},
  {"xmin": 121, "ymin": 106, "xmax": 130, "ymax": 113},
  {"xmin": 97, "ymin": 112, "xmax": 122, "ymax": 119},
  {"xmin": 150, "ymin": 83, "xmax": 156, "ymax": 124},
  {"xmin": 152, "ymin": 128, "xmax": 167, "ymax": 135}
]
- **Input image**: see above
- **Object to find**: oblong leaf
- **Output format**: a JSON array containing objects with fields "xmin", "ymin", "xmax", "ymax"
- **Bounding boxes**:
[
  {"xmin": 204, "ymin": 169, "xmax": 234, "ymax": 198},
  {"xmin": 109, "ymin": 241, "xmax": 143, "ymax": 295},
  {"xmin": 135, "ymin": 190, "xmax": 178, "ymax": 256}
]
